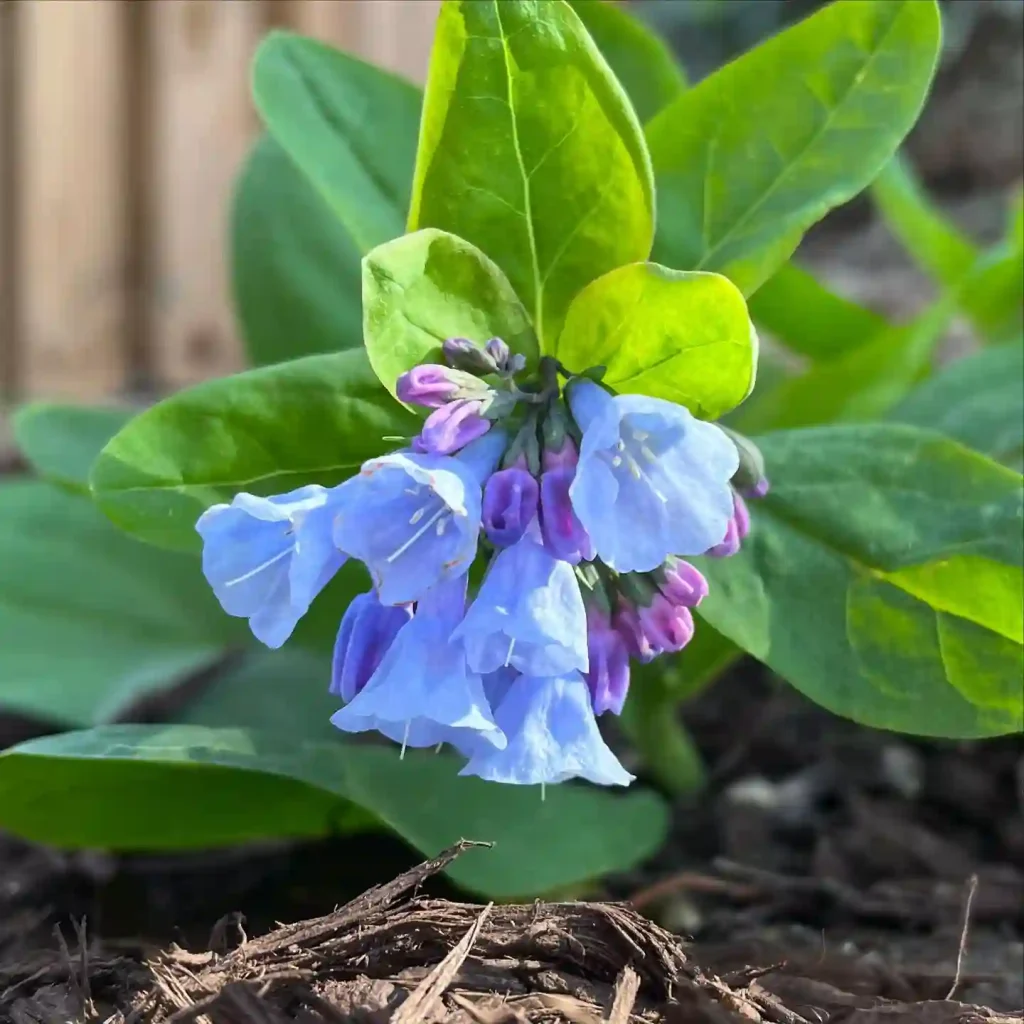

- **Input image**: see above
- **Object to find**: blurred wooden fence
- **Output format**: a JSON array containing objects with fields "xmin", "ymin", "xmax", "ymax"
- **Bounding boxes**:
[{"xmin": 0, "ymin": 0, "xmax": 439, "ymax": 408}]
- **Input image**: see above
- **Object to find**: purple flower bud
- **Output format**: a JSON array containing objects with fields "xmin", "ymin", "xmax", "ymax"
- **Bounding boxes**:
[
  {"xmin": 542, "ymin": 435, "xmax": 578, "ymax": 473},
  {"xmin": 748, "ymin": 476, "xmax": 771, "ymax": 499},
  {"xmin": 482, "ymin": 467, "xmax": 539, "ymax": 548},
  {"xmin": 417, "ymin": 398, "xmax": 491, "ymax": 455},
  {"xmin": 613, "ymin": 599, "xmax": 654, "ymax": 663},
  {"xmin": 637, "ymin": 596, "xmax": 695, "ymax": 655},
  {"xmin": 485, "ymin": 337, "xmax": 510, "ymax": 370},
  {"xmin": 442, "ymin": 337, "xmax": 500, "ymax": 374},
  {"xmin": 540, "ymin": 465, "xmax": 593, "ymax": 565},
  {"xmin": 707, "ymin": 491, "xmax": 750, "ymax": 558},
  {"xmin": 656, "ymin": 558, "xmax": 708, "ymax": 608},
  {"xmin": 396, "ymin": 365, "xmax": 463, "ymax": 408},
  {"xmin": 585, "ymin": 605, "xmax": 630, "ymax": 716}
]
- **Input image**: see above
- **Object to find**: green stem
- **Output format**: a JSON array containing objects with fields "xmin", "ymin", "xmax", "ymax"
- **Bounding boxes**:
[{"xmin": 620, "ymin": 675, "xmax": 706, "ymax": 798}]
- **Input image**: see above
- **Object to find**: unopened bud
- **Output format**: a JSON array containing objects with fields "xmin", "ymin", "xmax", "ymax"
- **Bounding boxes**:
[{"xmin": 442, "ymin": 337, "xmax": 500, "ymax": 375}]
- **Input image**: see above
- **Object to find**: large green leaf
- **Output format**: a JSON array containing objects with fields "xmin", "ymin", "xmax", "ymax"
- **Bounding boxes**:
[
  {"xmin": 252, "ymin": 31, "xmax": 421, "ymax": 253},
  {"xmin": 647, "ymin": 0, "xmax": 941, "ymax": 292},
  {"xmin": 232, "ymin": 135, "xmax": 364, "ymax": 367},
  {"xmin": 0, "ymin": 722, "xmax": 668, "ymax": 898},
  {"xmin": 695, "ymin": 424, "xmax": 1024, "ymax": 737},
  {"xmin": 564, "ymin": 0, "xmax": 686, "ymax": 123},
  {"xmin": 0, "ymin": 481, "xmax": 243, "ymax": 726},
  {"xmin": 12, "ymin": 402, "xmax": 133, "ymax": 493},
  {"xmin": 409, "ymin": 0, "xmax": 654, "ymax": 347},
  {"xmin": 363, "ymin": 229, "xmax": 538, "ymax": 400},
  {"xmin": 890, "ymin": 341, "xmax": 1024, "ymax": 470},
  {"xmin": 90, "ymin": 350, "xmax": 417, "ymax": 552},
  {"xmin": 748, "ymin": 263, "xmax": 888, "ymax": 362},
  {"xmin": 734, "ymin": 296, "xmax": 955, "ymax": 434},
  {"xmin": 556, "ymin": 263, "xmax": 756, "ymax": 419}
]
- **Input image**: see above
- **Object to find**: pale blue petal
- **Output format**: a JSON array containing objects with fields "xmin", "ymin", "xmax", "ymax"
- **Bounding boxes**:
[
  {"xmin": 460, "ymin": 673, "xmax": 633, "ymax": 787},
  {"xmin": 451, "ymin": 534, "xmax": 588, "ymax": 677}
]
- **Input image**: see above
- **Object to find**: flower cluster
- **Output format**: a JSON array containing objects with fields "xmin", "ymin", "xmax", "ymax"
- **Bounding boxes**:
[{"xmin": 196, "ymin": 338, "xmax": 768, "ymax": 787}]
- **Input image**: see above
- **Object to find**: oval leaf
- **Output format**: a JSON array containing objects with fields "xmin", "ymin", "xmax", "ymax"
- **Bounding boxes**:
[
  {"xmin": 363, "ymin": 228, "xmax": 539, "ymax": 398},
  {"xmin": 90, "ymin": 350, "xmax": 418, "ymax": 552},
  {"xmin": 12, "ymin": 402, "xmax": 133, "ymax": 492},
  {"xmin": 232, "ymin": 135, "xmax": 364, "ymax": 366},
  {"xmin": 409, "ymin": 0, "xmax": 654, "ymax": 347},
  {"xmin": 252, "ymin": 31, "xmax": 422, "ymax": 252},
  {"xmin": 696, "ymin": 424, "xmax": 1024, "ymax": 737},
  {"xmin": 556, "ymin": 264, "xmax": 756, "ymax": 419},
  {"xmin": 0, "ymin": 722, "xmax": 668, "ymax": 898},
  {"xmin": 564, "ymin": 0, "xmax": 686, "ymax": 123},
  {"xmin": 647, "ymin": 0, "xmax": 942, "ymax": 291},
  {"xmin": 0, "ymin": 481, "xmax": 243, "ymax": 726},
  {"xmin": 889, "ymin": 341, "xmax": 1024, "ymax": 471}
]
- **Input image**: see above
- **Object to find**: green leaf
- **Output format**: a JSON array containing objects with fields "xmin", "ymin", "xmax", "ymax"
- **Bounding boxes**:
[
  {"xmin": 363, "ymin": 229, "xmax": 539, "ymax": 399},
  {"xmin": 870, "ymin": 153, "xmax": 979, "ymax": 286},
  {"xmin": 890, "ymin": 341, "xmax": 1024, "ymax": 470},
  {"xmin": 0, "ymin": 481, "xmax": 242, "ymax": 726},
  {"xmin": 409, "ymin": 0, "xmax": 654, "ymax": 346},
  {"xmin": 564, "ymin": 0, "xmax": 686, "ymax": 123},
  {"xmin": 0, "ymin": 723, "xmax": 668, "ymax": 898},
  {"xmin": 734, "ymin": 295, "xmax": 956, "ymax": 434},
  {"xmin": 869, "ymin": 154, "xmax": 1022, "ymax": 343},
  {"xmin": 252, "ymin": 31, "xmax": 422, "ymax": 253},
  {"xmin": 12, "ymin": 402, "xmax": 133, "ymax": 492},
  {"xmin": 647, "ymin": 0, "xmax": 942, "ymax": 291},
  {"xmin": 556, "ymin": 263, "xmax": 756, "ymax": 419},
  {"xmin": 748, "ymin": 263, "xmax": 889, "ymax": 361},
  {"xmin": 695, "ymin": 424, "xmax": 1024, "ymax": 738},
  {"xmin": 90, "ymin": 350, "xmax": 418, "ymax": 552},
  {"xmin": 231, "ymin": 135, "xmax": 364, "ymax": 367}
]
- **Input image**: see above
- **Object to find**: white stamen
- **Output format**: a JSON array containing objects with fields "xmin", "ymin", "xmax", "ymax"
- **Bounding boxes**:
[
  {"xmin": 386, "ymin": 505, "xmax": 447, "ymax": 563},
  {"xmin": 436, "ymin": 518, "xmax": 447, "ymax": 536},
  {"xmin": 400, "ymin": 720, "xmax": 411, "ymax": 760},
  {"xmin": 435, "ymin": 742, "xmax": 444, "ymax": 754},
  {"xmin": 224, "ymin": 547, "xmax": 291, "ymax": 587},
  {"xmin": 632, "ymin": 428, "xmax": 649, "ymax": 442},
  {"xmin": 611, "ymin": 456, "xmax": 622, "ymax": 468},
  {"xmin": 504, "ymin": 637, "xmax": 516, "ymax": 667},
  {"xmin": 409, "ymin": 506, "xmax": 427, "ymax": 525},
  {"xmin": 615, "ymin": 440, "xmax": 625, "ymax": 452},
  {"xmin": 641, "ymin": 444, "xmax": 657, "ymax": 463},
  {"xmin": 405, "ymin": 486, "xmax": 421, "ymax": 496}
]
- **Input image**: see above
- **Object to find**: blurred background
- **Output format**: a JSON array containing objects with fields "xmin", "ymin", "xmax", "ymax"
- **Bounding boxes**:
[{"xmin": 0, "ymin": 0, "xmax": 1020, "ymax": 420}]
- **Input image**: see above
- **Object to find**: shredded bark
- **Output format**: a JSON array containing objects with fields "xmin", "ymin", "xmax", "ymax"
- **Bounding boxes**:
[{"xmin": 2, "ymin": 842, "xmax": 1021, "ymax": 1024}]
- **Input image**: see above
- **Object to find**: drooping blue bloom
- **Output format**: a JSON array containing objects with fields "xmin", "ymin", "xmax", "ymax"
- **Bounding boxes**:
[
  {"xmin": 331, "ymin": 575, "xmax": 506, "ymax": 753},
  {"xmin": 330, "ymin": 590, "xmax": 412, "ymax": 702},
  {"xmin": 196, "ymin": 485, "xmax": 347, "ymax": 648},
  {"xmin": 333, "ymin": 431, "xmax": 506, "ymax": 606},
  {"xmin": 451, "ymin": 528, "xmax": 588, "ymax": 677},
  {"xmin": 567, "ymin": 379, "xmax": 739, "ymax": 573},
  {"xmin": 460, "ymin": 672, "xmax": 633, "ymax": 786}
]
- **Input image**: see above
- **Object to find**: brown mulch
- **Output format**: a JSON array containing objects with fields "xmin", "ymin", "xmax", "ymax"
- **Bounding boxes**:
[{"xmin": 1, "ymin": 842, "xmax": 1021, "ymax": 1024}]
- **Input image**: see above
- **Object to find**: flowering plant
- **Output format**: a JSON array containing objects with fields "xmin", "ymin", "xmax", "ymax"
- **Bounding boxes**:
[{"xmin": 1, "ymin": 0, "xmax": 1020, "ymax": 897}]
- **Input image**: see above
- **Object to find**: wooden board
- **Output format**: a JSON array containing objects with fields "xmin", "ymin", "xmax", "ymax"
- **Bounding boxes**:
[
  {"xmin": 282, "ymin": 0, "xmax": 439, "ymax": 84},
  {"xmin": 17, "ymin": 0, "xmax": 127, "ymax": 400},
  {"xmin": 147, "ymin": 0, "xmax": 262, "ymax": 389},
  {"xmin": 0, "ymin": 0, "xmax": 14, "ymax": 403}
]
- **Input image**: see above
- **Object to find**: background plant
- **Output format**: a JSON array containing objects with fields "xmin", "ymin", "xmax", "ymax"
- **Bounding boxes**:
[{"xmin": 0, "ymin": 0, "xmax": 1020, "ymax": 896}]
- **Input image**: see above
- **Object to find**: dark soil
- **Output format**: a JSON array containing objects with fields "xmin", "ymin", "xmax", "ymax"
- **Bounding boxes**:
[{"xmin": 1, "ymin": 664, "xmax": 1021, "ymax": 1024}]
